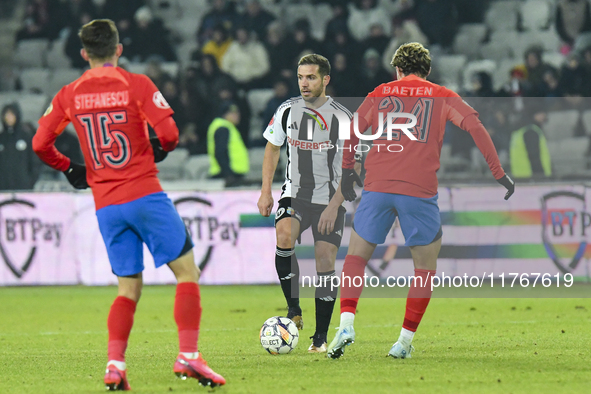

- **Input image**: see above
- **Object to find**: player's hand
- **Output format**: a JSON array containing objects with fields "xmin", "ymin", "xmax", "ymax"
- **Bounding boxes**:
[
  {"xmin": 63, "ymin": 162, "xmax": 88, "ymax": 189},
  {"xmin": 150, "ymin": 137, "xmax": 168, "ymax": 163},
  {"xmin": 258, "ymin": 192, "xmax": 274, "ymax": 217},
  {"xmin": 318, "ymin": 204, "xmax": 338, "ymax": 235},
  {"xmin": 341, "ymin": 168, "xmax": 362, "ymax": 202},
  {"xmin": 496, "ymin": 174, "xmax": 515, "ymax": 200}
]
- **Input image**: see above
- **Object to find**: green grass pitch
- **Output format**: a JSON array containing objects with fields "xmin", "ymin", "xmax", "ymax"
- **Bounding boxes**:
[{"xmin": 0, "ymin": 285, "xmax": 590, "ymax": 393}]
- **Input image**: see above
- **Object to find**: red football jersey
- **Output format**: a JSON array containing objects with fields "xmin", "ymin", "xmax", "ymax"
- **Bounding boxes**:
[
  {"xmin": 35, "ymin": 66, "xmax": 177, "ymax": 209},
  {"xmin": 343, "ymin": 75, "xmax": 504, "ymax": 198}
]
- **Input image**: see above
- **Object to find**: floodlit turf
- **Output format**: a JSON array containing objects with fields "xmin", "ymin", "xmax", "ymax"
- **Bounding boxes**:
[{"xmin": 0, "ymin": 285, "xmax": 590, "ymax": 394}]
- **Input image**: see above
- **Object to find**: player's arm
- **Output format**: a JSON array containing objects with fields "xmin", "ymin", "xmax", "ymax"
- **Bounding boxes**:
[
  {"xmin": 33, "ymin": 92, "xmax": 88, "ymax": 189},
  {"xmin": 151, "ymin": 116, "xmax": 179, "ymax": 162},
  {"xmin": 258, "ymin": 141, "xmax": 281, "ymax": 217},
  {"xmin": 448, "ymin": 97, "xmax": 515, "ymax": 199}
]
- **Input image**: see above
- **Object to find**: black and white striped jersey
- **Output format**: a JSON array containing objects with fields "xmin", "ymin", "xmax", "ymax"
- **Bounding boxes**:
[{"xmin": 263, "ymin": 96, "xmax": 353, "ymax": 205}]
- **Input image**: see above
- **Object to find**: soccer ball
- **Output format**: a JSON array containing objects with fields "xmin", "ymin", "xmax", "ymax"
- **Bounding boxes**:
[{"xmin": 259, "ymin": 316, "xmax": 299, "ymax": 354}]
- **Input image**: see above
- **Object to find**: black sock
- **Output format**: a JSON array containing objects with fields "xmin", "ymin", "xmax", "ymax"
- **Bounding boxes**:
[
  {"xmin": 314, "ymin": 270, "xmax": 337, "ymax": 338},
  {"xmin": 275, "ymin": 246, "xmax": 300, "ymax": 312}
]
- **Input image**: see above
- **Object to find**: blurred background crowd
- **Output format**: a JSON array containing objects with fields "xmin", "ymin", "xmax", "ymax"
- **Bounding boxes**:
[{"xmin": 1, "ymin": 0, "xmax": 591, "ymax": 190}]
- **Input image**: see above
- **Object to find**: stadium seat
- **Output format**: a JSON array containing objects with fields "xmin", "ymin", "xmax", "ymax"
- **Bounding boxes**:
[
  {"xmin": 47, "ymin": 69, "xmax": 83, "ymax": 96},
  {"xmin": 485, "ymin": 1, "xmax": 519, "ymax": 31},
  {"xmin": 541, "ymin": 52, "xmax": 565, "ymax": 70},
  {"xmin": 543, "ymin": 110, "xmax": 580, "ymax": 141},
  {"xmin": 284, "ymin": 3, "xmax": 314, "ymax": 28},
  {"xmin": 309, "ymin": 3, "xmax": 333, "ymax": 41},
  {"xmin": 4, "ymin": 93, "xmax": 49, "ymax": 126},
  {"xmin": 573, "ymin": 32, "xmax": 591, "ymax": 53},
  {"xmin": 246, "ymin": 147, "xmax": 266, "ymax": 181},
  {"xmin": 480, "ymin": 42, "xmax": 514, "ymax": 62},
  {"xmin": 157, "ymin": 148, "xmax": 189, "ymax": 180},
  {"xmin": 19, "ymin": 68, "xmax": 51, "ymax": 94},
  {"xmin": 247, "ymin": 89, "xmax": 274, "ymax": 144},
  {"xmin": 454, "ymin": 23, "xmax": 487, "ymax": 58},
  {"xmin": 13, "ymin": 39, "xmax": 48, "ymax": 68},
  {"xmin": 462, "ymin": 60, "xmax": 496, "ymax": 91},
  {"xmin": 46, "ymin": 38, "xmax": 72, "ymax": 69},
  {"xmin": 547, "ymin": 137, "xmax": 588, "ymax": 177},
  {"xmin": 436, "ymin": 55, "xmax": 467, "ymax": 89},
  {"xmin": 520, "ymin": 0, "xmax": 552, "ymax": 30},
  {"xmin": 183, "ymin": 154, "xmax": 210, "ymax": 180},
  {"xmin": 581, "ymin": 110, "xmax": 591, "ymax": 135},
  {"xmin": 492, "ymin": 58, "xmax": 519, "ymax": 90}
]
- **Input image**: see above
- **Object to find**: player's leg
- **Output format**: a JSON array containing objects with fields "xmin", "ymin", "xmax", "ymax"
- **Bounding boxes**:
[
  {"xmin": 97, "ymin": 204, "xmax": 145, "ymax": 391},
  {"xmin": 129, "ymin": 192, "xmax": 224, "ymax": 386},
  {"xmin": 308, "ymin": 240, "xmax": 338, "ymax": 352},
  {"xmin": 308, "ymin": 205, "xmax": 345, "ymax": 352},
  {"xmin": 274, "ymin": 198, "xmax": 303, "ymax": 329},
  {"xmin": 328, "ymin": 191, "xmax": 395, "ymax": 359},
  {"xmin": 388, "ymin": 194, "xmax": 441, "ymax": 359}
]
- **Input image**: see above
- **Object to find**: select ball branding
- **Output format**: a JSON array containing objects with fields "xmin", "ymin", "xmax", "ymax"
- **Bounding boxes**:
[{"xmin": 260, "ymin": 317, "xmax": 299, "ymax": 355}]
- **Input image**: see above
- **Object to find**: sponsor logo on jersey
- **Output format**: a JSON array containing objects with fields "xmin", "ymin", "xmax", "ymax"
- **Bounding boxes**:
[
  {"xmin": 75, "ymin": 91, "xmax": 130, "ymax": 110},
  {"xmin": 153, "ymin": 91, "xmax": 170, "ymax": 109},
  {"xmin": 43, "ymin": 103, "xmax": 53, "ymax": 116},
  {"xmin": 286, "ymin": 136, "xmax": 331, "ymax": 151}
]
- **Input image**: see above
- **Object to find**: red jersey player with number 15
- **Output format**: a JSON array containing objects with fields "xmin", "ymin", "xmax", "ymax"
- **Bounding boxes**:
[
  {"xmin": 32, "ymin": 19, "xmax": 225, "ymax": 390},
  {"xmin": 327, "ymin": 42, "xmax": 515, "ymax": 359}
]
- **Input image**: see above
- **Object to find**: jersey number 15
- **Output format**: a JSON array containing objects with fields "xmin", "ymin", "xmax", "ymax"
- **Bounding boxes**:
[{"xmin": 76, "ymin": 111, "xmax": 131, "ymax": 170}]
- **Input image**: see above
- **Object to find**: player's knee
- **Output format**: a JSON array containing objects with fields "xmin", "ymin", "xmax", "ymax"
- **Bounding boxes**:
[
  {"xmin": 169, "ymin": 250, "xmax": 200, "ymax": 283},
  {"xmin": 276, "ymin": 229, "xmax": 293, "ymax": 249},
  {"xmin": 316, "ymin": 254, "xmax": 335, "ymax": 272}
]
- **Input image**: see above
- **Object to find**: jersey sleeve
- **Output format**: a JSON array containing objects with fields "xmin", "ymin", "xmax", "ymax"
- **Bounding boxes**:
[
  {"xmin": 33, "ymin": 88, "xmax": 72, "ymax": 171},
  {"xmin": 343, "ymin": 94, "xmax": 374, "ymax": 169},
  {"xmin": 263, "ymin": 103, "xmax": 288, "ymax": 146},
  {"xmin": 137, "ymin": 75, "xmax": 174, "ymax": 127}
]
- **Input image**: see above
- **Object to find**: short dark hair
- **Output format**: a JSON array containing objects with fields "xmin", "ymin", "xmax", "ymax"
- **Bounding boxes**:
[
  {"xmin": 297, "ymin": 54, "xmax": 331, "ymax": 77},
  {"xmin": 390, "ymin": 42, "xmax": 431, "ymax": 78},
  {"xmin": 79, "ymin": 19, "xmax": 119, "ymax": 60}
]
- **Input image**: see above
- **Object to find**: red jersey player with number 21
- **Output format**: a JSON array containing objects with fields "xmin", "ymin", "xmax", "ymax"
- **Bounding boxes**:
[
  {"xmin": 32, "ymin": 19, "xmax": 225, "ymax": 390},
  {"xmin": 327, "ymin": 42, "xmax": 515, "ymax": 359}
]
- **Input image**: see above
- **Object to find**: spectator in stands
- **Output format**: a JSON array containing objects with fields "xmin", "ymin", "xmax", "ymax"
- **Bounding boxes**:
[
  {"xmin": 207, "ymin": 101, "xmax": 250, "ymax": 187},
  {"xmin": 162, "ymin": 78, "xmax": 187, "ymax": 133},
  {"xmin": 262, "ymin": 79, "xmax": 291, "ymax": 127},
  {"xmin": 325, "ymin": 3, "xmax": 349, "ymax": 42},
  {"xmin": 144, "ymin": 60, "xmax": 172, "ymax": 90},
  {"xmin": 101, "ymin": 0, "xmax": 145, "ymax": 25},
  {"xmin": 0, "ymin": 103, "xmax": 40, "ymax": 190},
  {"xmin": 382, "ymin": 18, "xmax": 428, "ymax": 72},
  {"xmin": 292, "ymin": 19, "xmax": 322, "ymax": 58},
  {"xmin": 201, "ymin": 24, "xmax": 233, "ymax": 66},
  {"xmin": 580, "ymin": 46, "xmax": 591, "ymax": 95},
  {"xmin": 347, "ymin": 0, "xmax": 391, "ymax": 41},
  {"xmin": 510, "ymin": 105, "xmax": 552, "ymax": 179},
  {"xmin": 215, "ymin": 86, "xmax": 251, "ymax": 148},
  {"xmin": 65, "ymin": 11, "xmax": 94, "ymax": 69},
  {"xmin": 242, "ymin": 0, "xmax": 275, "ymax": 41},
  {"xmin": 541, "ymin": 68, "xmax": 562, "ymax": 98},
  {"xmin": 558, "ymin": 52, "xmax": 586, "ymax": 97},
  {"xmin": 323, "ymin": 27, "xmax": 360, "ymax": 73},
  {"xmin": 362, "ymin": 23, "xmax": 390, "ymax": 59},
  {"xmin": 556, "ymin": 0, "xmax": 591, "ymax": 48},
  {"xmin": 264, "ymin": 21, "xmax": 297, "ymax": 89},
  {"xmin": 413, "ymin": 0, "xmax": 457, "ymax": 48},
  {"xmin": 16, "ymin": 0, "xmax": 57, "ymax": 42},
  {"xmin": 328, "ymin": 53, "xmax": 360, "ymax": 97},
  {"xmin": 498, "ymin": 65, "xmax": 533, "ymax": 112},
  {"xmin": 221, "ymin": 26, "xmax": 270, "ymax": 90},
  {"xmin": 198, "ymin": 0, "xmax": 238, "ymax": 45},
  {"xmin": 126, "ymin": 6, "xmax": 177, "ymax": 62},
  {"xmin": 523, "ymin": 46, "xmax": 554, "ymax": 96},
  {"xmin": 53, "ymin": 0, "xmax": 97, "ymax": 38},
  {"xmin": 357, "ymin": 48, "xmax": 392, "ymax": 96}
]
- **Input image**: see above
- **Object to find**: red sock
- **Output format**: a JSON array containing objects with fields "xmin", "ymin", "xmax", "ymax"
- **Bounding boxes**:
[
  {"xmin": 107, "ymin": 296, "xmax": 137, "ymax": 362},
  {"xmin": 402, "ymin": 269, "xmax": 436, "ymax": 332},
  {"xmin": 174, "ymin": 282, "xmax": 202, "ymax": 353},
  {"xmin": 340, "ymin": 255, "xmax": 368, "ymax": 314}
]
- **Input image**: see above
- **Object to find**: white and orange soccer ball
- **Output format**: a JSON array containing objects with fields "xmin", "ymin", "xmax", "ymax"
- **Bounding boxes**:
[{"xmin": 259, "ymin": 316, "xmax": 299, "ymax": 355}]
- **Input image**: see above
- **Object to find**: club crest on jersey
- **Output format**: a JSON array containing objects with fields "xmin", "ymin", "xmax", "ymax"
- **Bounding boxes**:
[
  {"xmin": 43, "ymin": 103, "xmax": 53, "ymax": 116},
  {"xmin": 153, "ymin": 91, "xmax": 170, "ymax": 109}
]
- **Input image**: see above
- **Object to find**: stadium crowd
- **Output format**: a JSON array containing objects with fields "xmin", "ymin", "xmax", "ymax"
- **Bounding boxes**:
[{"xmin": 2, "ymin": 0, "xmax": 591, "ymax": 190}]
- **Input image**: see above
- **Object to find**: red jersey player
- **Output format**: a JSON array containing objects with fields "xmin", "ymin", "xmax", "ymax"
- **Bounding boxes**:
[
  {"xmin": 32, "ymin": 20, "xmax": 225, "ymax": 389},
  {"xmin": 327, "ymin": 42, "xmax": 515, "ymax": 359}
]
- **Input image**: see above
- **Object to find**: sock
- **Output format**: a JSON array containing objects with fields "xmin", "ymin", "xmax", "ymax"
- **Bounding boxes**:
[
  {"xmin": 402, "ymin": 269, "xmax": 436, "ymax": 332},
  {"xmin": 340, "ymin": 255, "xmax": 368, "ymax": 314},
  {"xmin": 181, "ymin": 352, "xmax": 199, "ymax": 359},
  {"xmin": 314, "ymin": 270, "xmax": 337, "ymax": 337},
  {"xmin": 398, "ymin": 327, "xmax": 415, "ymax": 344},
  {"xmin": 339, "ymin": 311, "xmax": 355, "ymax": 327},
  {"xmin": 275, "ymin": 246, "xmax": 300, "ymax": 311},
  {"xmin": 174, "ymin": 282, "xmax": 202, "ymax": 353},
  {"xmin": 106, "ymin": 360, "xmax": 126, "ymax": 371},
  {"xmin": 107, "ymin": 296, "xmax": 137, "ymax": 362}
]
